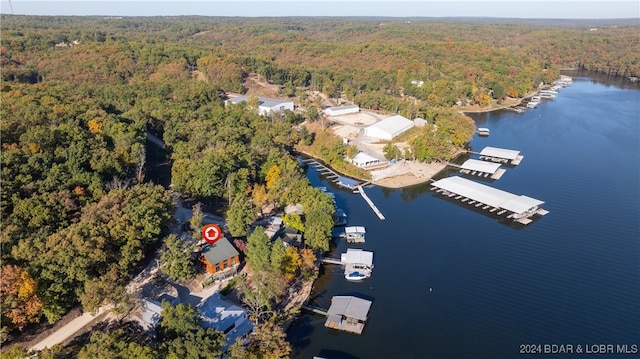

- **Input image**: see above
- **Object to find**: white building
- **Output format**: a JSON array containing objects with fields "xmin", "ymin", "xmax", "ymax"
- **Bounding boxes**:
[
  {"xmin": 228, "ymin": 95, "xmax": 294, "ymax": 116},
  {"xmin": 363, "ymin": 114, "xmax": 415, "ymax": 140},
  {"xmin": 198, "ymin": 293, "xmax": 254, "ymax": 352},
  {"xmin": 324, "ymin": 104, "xmax": 360, "ymax": 116},
  {"xmin": 351, "ymin": 152, "xmax": 380, "ymax": 168}
]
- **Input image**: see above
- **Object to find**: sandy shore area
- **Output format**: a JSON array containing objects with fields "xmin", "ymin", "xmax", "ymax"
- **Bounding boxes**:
[{"xmin": 370, "ymin": 160, "xmax": 447, "ymax": 188}]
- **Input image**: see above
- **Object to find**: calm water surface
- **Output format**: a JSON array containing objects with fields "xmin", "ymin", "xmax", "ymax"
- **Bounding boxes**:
[{"xmin": 288, "ymin": 73, "xmax": 640, "ymax": 359}]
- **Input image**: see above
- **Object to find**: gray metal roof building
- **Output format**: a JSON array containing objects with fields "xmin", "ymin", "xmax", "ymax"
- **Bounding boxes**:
[
  {"xmin": 431, "ymin": 176, "xmax": 547, "ymax": 224},
  {"xmin": 201, "ymin": 237, "xmax": 239, "ymax": 265}
]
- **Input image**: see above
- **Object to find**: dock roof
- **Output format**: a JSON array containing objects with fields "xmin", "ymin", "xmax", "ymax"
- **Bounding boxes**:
[
  {"xmin": 480, "ymin": 146, "xmax": 520, "ymax": 160},
  {"xmin": 432, "ymin": 176, "xmax": 544, "ymax": 215},
  {"xmin": 341, "ymin": 248, "xmax": 373, "ymax": 266},
  {"xmin": 327, "ymin": 296, "xmax": 372, "ymax": 321},
  {"xmin": 460, "ymin": 159, "xmax": 501, "ymax": 174},
  {"xmin": 345, "ymin": 226, "xmax": 366, "ymax": 234}
]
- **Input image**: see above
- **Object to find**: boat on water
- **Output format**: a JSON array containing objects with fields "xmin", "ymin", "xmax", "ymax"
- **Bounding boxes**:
[
  {"xmin": 527, "ymin": 100, "xmax": 540, "ymax": 108},
  {"xmin": 334, "ymin": 208, "xmax": 348, "ymax": 226},
  {"xmin": 477, "ymin": 127, "xmax": 490, "ymax": 136},
  {"xmin": 345, "ymin": 271, "xmax": 368, "ymax": 281},
  {"xmin": 341, "ymin": 249, "xmax": 374, "ymax": 281}
]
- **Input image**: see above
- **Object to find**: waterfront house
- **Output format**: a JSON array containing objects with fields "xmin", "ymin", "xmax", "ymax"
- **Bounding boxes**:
[
  {"xmin": 199, "ymin": 237, "xmax": 240, "ymax": 275},
  {"xmin": 198, "ymin": 293, "xmax": 254, "ymax": 352}
]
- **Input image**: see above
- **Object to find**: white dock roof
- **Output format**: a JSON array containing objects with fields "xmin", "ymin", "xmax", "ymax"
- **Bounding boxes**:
[
  {"xmin": 480, "ymin": 146, "xmax": 520, "ymax": 160},
  {"xmin": 345, "ymin": 226, "xmax": 366, "ymax": 234},
  {"xmin": 432, "ymin": 176, "xmax": 544, "ymax": 215},
  {"xmin": 341, "ymin": 249, "xmax": 373, "ymax": 266},
  {"xmin": 327, "ymin": 296, "xmax": 372, "ymax": 321},
  {"xmin": 460, "ymin": 159, "xmax": 501, "ymax": 174}
]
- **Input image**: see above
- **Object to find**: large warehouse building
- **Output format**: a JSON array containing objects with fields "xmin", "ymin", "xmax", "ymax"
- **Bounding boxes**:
[{"xmin": 363, "ymin": 115, "xmax": 415, "ymax": 140}]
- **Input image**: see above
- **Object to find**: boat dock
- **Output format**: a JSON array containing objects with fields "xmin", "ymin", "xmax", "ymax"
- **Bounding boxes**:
[
  {"xmin": 322, "ymin": 249, "xmax": 374, "ymax": 280},
  {"xmin": 357, "ymin": 186, "xmax": 385, "ymax": 220},
  {"xmin": 474, "ymin": 146, "xmax": 524, "ymax": 166},
  {"xmin": 452, "ymin": 159, "xmax": 506, "ymax": 180},
  {"xmin": 431, "ymin": 176, "xmax": 548, "ymax": 225},
  {"xmin": 324, "ymin": 296, "xmax": 372, "ymax": 335},
  {"xmin": 341, "ymin": 226, "xmax": 366, "ymax": 244}
]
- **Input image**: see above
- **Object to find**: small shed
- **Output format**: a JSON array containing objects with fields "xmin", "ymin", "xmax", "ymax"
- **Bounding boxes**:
[{"xmin": 324, "ymin": 295, "xmax": 372, "ymax": 334}]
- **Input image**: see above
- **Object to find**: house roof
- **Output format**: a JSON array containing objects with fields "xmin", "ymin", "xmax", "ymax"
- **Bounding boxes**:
[
  {"xmin": 284, "ymin": 203, "xmax": 304, "ymax": 215},
  {"xmin": 352, "ymin": 152, "xmax": 379, "ymax": 164},
  {"xmin": 198, "ymin": 293, "xmax": 254, "ymax": 350},
  {"xmin": 201, "ymin": 237, "xmax": 239, "ymax": 265},
  {"xmin": 325, "ymin": 104, "xmax": 359, "ymax": 112},
  {"xmin": 327, "ymin": 296, "xmax": 372, "ymax": 321}
]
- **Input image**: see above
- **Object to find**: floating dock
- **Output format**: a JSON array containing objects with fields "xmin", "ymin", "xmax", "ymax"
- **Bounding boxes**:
[
  {"xmin": 431, "ymin": 176, "xmax": 548, "ymax": 225},
  {"xmin": 477, "ymin": 146, "xmax": 524, "ymax": 166},
  {"xmin": 357, "ymin": 186, "xmax": 385, "ymax": 220}
]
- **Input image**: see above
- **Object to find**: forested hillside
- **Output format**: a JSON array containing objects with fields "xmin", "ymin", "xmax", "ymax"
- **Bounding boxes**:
[{"xmin": 1, "ymin": 15, "xmax": 637, "ymax": 352}]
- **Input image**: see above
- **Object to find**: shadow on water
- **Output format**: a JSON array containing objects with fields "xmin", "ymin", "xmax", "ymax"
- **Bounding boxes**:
[{"xmin": 317, "ymin": 349, "xmax": 362, "ymax": 359}]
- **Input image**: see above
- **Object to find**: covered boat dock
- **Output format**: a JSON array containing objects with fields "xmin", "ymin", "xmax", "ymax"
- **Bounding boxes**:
[
  {"xmin": 343, "ymin": 226, "xmax": 366, "ymax": 243},
  {"xmin": 324, "ymin": 296, "xmax": 372, "ymax": 334},
  {"xmin": 335, "ymin": 176, "xmax": 360, "ymax": 190},
  {"xmin": 458, "ymin": 159, "xmax": 506, "ymax": 180},
  {"xmin": 431, "ymin": 176, "xmax": 548, "ymax": 225},
  {"xmin": 478, "ymin": 146, "xmax": 524, "ymax": 165}
]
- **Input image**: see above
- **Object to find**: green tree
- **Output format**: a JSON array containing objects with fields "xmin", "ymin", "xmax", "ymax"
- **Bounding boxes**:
[
  {"xmin": 245, "ymin": 227, "xmax": 272, "ymax": 272},
  {"xmin": 78, "ymin": 329, "xmax": 154, "ymax": 359},
  {"xmin": 160, "ymin": 302, "xmax": 201, "ymax": 339},
  {"xmin": 160, "ymin": 328, "xmax": 225, "ymax": 359},
  {"xmin": 160, "ymin": 234, "xmax": 196, "ymax": 281},
  {"xmin": 226, "ymin": 194, "xmax": 254, "ymax": 237},
  {"xmin": 189, "ymin": 203, "xmax": 204, "ymax": 239},
  {"xmin": 283, "ymin": 212, "xmax": 304, "ymax": 233},
  {"xmin": 270, "ymin": 239, "xmax": 286, "ymax": 273},
  {"xmin": 229, "ymin": 320, "xmax": 291, "ymax": 359}
]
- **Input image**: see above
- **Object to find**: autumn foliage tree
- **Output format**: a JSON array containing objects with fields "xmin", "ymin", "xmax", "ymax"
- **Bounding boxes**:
[{"xmin": 0, "ymin": 265, "xmax": 43, "ymax": 332}]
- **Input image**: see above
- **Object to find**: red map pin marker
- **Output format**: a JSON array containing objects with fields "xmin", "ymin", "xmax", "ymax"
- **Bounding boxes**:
[{"xmin": 202, "ymin": 224, "xmax": 222, "ymax": 245}]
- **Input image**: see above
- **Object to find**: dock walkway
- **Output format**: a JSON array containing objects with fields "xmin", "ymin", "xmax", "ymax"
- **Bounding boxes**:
[{"xmin": 357, "ymin": 186, "xmax": 385, "ymax": 220}]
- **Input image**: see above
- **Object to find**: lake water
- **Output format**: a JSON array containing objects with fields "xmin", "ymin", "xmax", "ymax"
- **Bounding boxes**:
[{"xmin": 288, "ymin": 72, "xmax": 640, "ymax": 359}]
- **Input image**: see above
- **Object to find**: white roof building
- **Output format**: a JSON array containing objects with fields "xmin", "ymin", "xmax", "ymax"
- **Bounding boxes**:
[
  {"xmin": 228, "ymin": 95, "xmax": 294, "ymax": 116},
  {"xmin": 324, "ymin": 105, "xmax": 360, "ymax": 116},
  {"xmin": 351, "ymin": 152, "xmax": 380, "ymax": 168},
  {"xmin": 198, "ymin": 293, "xmax": 254, "ymax": 351},
  {"xmin": 364, "ymin": 115, "xmax": 415, "ymax": 140}
]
